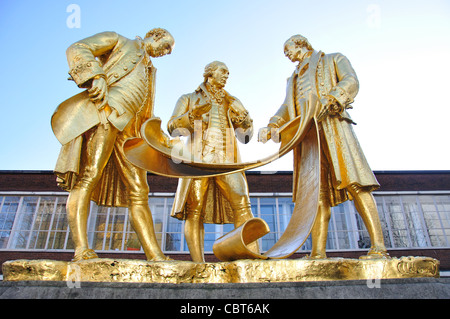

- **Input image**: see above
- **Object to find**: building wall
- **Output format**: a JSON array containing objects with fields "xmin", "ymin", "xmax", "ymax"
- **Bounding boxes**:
[{"xmin": 2, "ymin": 170, "xmax": 450, "ymax": 193}]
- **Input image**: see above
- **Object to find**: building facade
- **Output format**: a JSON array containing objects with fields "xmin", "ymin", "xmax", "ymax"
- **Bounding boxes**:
[{"xmin": 0, "ymin": 170, "xmax": 449, "ymax": 270}]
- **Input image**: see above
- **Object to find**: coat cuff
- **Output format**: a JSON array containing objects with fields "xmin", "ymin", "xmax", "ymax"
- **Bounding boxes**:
[
  {"xmin": 69, "ymin": 60, "xmax": 105, "ymax": 88},
  {"xmin": 268, "ymin": 115, "xmax": 287, "ymax": 129},
  {"xmin": 327, "ymin": 86, "xmax": 353, "ymax": 107}
]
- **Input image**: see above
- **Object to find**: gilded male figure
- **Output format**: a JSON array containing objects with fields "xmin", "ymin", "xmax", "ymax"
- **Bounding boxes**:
[
  {"xmin": 259, "ymin": 35, "xmax": 389, "ymax": 259},
  {"xmin": 167, "ymin": 61, "xmax": 258, "ymax": 262},
  {"xmin": 53, "ymin": 29, "xmax": 174, "ymax": 261}
]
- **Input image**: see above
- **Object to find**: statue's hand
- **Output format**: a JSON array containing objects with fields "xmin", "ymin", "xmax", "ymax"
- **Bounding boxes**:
[
  {"xmin": 317, "ymin": 96, "xmax": 343, "ymax": 122},
  {"xmin": 88, "ymin": 77, "xmax": 108, "ymax": 109},
  {"xmin": 191, "ymin": 101, "xmax": 212, "ymax": 118},
  {"xmin": 328, "ymin": 100, "xmax": 344, "ymax": 116},
  {"xmin": 258, "ymin": 127, "xmax": 272, "ymax": 144}
]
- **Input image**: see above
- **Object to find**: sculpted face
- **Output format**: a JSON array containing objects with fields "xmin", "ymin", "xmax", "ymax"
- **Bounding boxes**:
[
  {"xmin": 208, "ymin": 63, "xmax": 229, "ymax": 89},
  {"xmin": 284, "ymin": 40, "xmax": 310, "ymax": 63},
  {"xmin": 146, "ymin": 35, "xmax": 174, "ymax": 58}
]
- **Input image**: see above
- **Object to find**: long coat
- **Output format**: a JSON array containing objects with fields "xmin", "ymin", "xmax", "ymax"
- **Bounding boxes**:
[
  {"xmin": 269, "ymin": 51, "xmax": 379, "ymax": 206},
  {"xmin": 53, "ymin": 32, "xmax": 155, "ymax": 207},
  {"xmin": 167, "ymin": 83, "xmax": 253, "ymax": 223}
]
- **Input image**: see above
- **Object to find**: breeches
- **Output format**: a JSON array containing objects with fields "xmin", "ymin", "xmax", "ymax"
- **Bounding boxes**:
[
  {"xmin": 74, "ymin": 123, "xmax": 149, "ymax": 205},
  {"xmin": 186, "ymin": 173, "xmax": 251, "ymax": 214}
]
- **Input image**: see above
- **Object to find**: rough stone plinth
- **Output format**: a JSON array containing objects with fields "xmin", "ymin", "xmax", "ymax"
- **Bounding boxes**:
[{"xmin": 2, "ymin": 256, "xmax": 439, "ymax": 284}]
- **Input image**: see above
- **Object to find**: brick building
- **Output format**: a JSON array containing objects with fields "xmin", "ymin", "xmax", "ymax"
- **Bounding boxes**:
[{"xmin": 0, "ymin": 170, "xmax": 449, "ymax": 271}]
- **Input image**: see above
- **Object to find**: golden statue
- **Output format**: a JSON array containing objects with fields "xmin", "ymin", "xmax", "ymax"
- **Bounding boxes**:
[
  {"xmin": 4, "ymin": 33, "xmax": 440, "ymax": 285},
  {"xmin": 259, "ymin": 34, "xmax": 389, "ymax": 259},
  {"xmin": 51, "ymin": 28, "xmax": 175, "ymax": 262},
  {"xmin": 166, "ymin": 61, "xmax": 259, "ymax": 262}
]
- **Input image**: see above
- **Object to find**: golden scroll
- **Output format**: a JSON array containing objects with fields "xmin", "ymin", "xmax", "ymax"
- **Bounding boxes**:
[
  {"xmin": 213, "ymin": 119, "xmax": 320, "ymax": 260},
  {"xmin": 123, "ymin": 98, "xmax": 320, "ymax": 261},
  {"xmin": 123, "ymin": 113, "xmax": 313, "ymax": 178}
]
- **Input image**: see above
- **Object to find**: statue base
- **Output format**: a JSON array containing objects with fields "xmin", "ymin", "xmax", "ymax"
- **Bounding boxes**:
[{"xmin": 2, "ymin": 256, "xmax": 439, "ymax": 283}]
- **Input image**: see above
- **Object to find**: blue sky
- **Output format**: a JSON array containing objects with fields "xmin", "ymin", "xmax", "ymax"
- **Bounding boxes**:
[{"xmin": 0, "ymin": 0, "xmax": 449, "ymax": 172}]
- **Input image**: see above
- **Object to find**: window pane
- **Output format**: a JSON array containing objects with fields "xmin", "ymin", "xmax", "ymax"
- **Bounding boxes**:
[
  {"xmin": 166, "ymin": 217, "xmax": 182, "ymax": 233},
  {"xmin": 9, "ymin": 197, "xmax": 38, "ymax": 249},
  {"xmin": 401, "ymin": 196, "xmax": 428, "ymax": 247},
  {"xmin": 0, "ymin": 196, "xmax": 19, "ymax": 248},
  {"xmin": 108, "ymin": 208, "xmax": 126, "ymax": 250},
  {"xmin": 259, "ymin": 198, "xmax": 277, "ymax": 237},
  {"xmin": 0, "ymin": 231, "xmax": 9, "ymax": 249},
  {"xmin": 91, "ymin": 206, "xmax": 109, "ymax": 250},
  {"xmin": 2, "ymin": 196, "xmax": 20, "ymax": 213},
  {"xmin": 204, "ymin": 232, "xmax": 216, "ymax": 252},
  {"xmin": 261, "ymin": 233, "xmax": 276, "ymax": 251},
  {"xmin": 125, "ymin": 232, "xmax": 141, "ymax": 251},
  {"xmin": 165, "ymin": 232, "xmax": 181, "ymax": 251},
  {"xmin": 49, "ymin": 231, "xmax": 66, "ymax": 249},
  {"xmin": 419, "ymin": 195, "xmax": 449, "ymax": 247},
  {"xmin": 277, "ymin": 198, "xmax": 294, "ymax": 233}
]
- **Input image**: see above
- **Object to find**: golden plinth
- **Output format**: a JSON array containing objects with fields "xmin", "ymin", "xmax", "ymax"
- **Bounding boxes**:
[{"xmin": 2, "ymin": 256, "xmax": 439, "ymax": 284}]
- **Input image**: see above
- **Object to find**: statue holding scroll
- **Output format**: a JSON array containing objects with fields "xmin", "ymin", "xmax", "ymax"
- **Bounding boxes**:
[
  {"xmin": 167, "ymin": 61, "xmax": 259, "ymax": 262},
  {"xmin": 259, "ymin": 35, "xmax": 389, "ymax": 259},
  {"xmin": 51, "ymin": 29, "xmax": 174, "ymax": 262},
  {"xmin": 5, "ymin": 25, "xmax": 443, "ymax": 285}
]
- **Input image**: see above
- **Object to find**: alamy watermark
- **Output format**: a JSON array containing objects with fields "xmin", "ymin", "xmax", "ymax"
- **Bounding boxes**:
[
  {"xmin": 66, "ymin": 263, "xmax": 82, "ymax": 288},
  {"xmin": 366, "ymin": 278, "xmax": 381, "ymax": 289},
  {"xmin": 66, "ymin": 4, "xmax": 81, "ymax": 29},
  {"xmin": 366, "ymin": 4, "xmax": 381, "ymax": 29}
]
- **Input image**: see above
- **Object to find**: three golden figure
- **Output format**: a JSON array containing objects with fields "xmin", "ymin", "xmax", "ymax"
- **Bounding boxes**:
[{"xmin": 52, "ymin": 29, "xmax": 389, "ymax": 263}]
